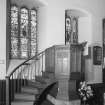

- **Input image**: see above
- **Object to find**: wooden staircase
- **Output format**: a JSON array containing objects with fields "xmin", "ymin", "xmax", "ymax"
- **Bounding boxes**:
[
  {"xmin": 6, "ymin": 45, "xmax": 84, "ymax": 105},
  {"xmin": 10, "ymin": 71, "xmax": 56, "ymax": 105},
  {"xmin": 9, "ymin": 72, "xmax": 82, "ymax": 105}
]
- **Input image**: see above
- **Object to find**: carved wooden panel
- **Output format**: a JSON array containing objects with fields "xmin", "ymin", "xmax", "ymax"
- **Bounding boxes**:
[
  {"xmin": 45, "ymin": 47, "xmax": 55, "ymax": 72},
  {"xmin": 45, "ymin": 44, "xmax": 83, "ymax": 78},
  {"xmin": 55, "ymin": 46, "xmax": 70, "ymax": 76}
]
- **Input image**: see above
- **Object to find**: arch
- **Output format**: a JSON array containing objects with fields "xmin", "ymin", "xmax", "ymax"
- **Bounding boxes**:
[
  {"xmin": 65, "ymin": 8, "xmax": 92, "ymax": 53},
  {"xmin": 65, "ymin": 8, "xmax": 92, "ymax": 18}
]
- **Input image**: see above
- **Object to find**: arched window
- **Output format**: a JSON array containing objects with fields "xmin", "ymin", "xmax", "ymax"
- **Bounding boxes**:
[
  {"xmin": 30, "ymin": 9, "xmax": 37, "ymax": 57},
  {"xmin": 20, "ymin": 8, "xmax": 29, "ymax": 58},
  {"xmin": 10, "ymin": 5, "xmax": 37, "ymax": 59},
  {"xmin": 10, "ymin": 6, "xmax": 19, "ymax": 58},
  {"xmin": 65, "ymin": 10, "xmax": 78, "ymax": 45}
]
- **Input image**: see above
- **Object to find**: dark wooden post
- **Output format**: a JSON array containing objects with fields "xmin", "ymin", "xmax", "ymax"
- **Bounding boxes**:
[{"xmin": 6, "ymin": 76, "xmax": 10, "ymax": 105}]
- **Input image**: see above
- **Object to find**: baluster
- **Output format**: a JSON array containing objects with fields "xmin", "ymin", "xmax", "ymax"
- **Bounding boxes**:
[
  {"xmin": 15, "ymin": 70, "xmax": 18, "ymax": 93},
  {"xmin": 31, "ymin": 63, "xmax": 33, "ymax": 79},
  {"xmin": 30, "ymin": 63, "xmax": 32, "ymax": 80},
  {"xmin": 17, "ymin": 69, "xmax": 20, "ymax": 93},
  {"xmin": 22, "ymin": 65, "xmax": 25, "ymax": 86},
  {"xmin": 41, "ymin": 55, "xmax": 42, "ymax": 75},
  {"xmin": 32, "ymin": 61, "xmax": 35, "ymax": 80},
  {"xmin": 38, "ymin": 60, "xmax": 39, "ymax": 76},
  {"xmin": 42, "ymin": 52, "xmax": 45, "ymax": 73},
  {"xmin": 40, "ymin": 55, "xmax": 42, "ymax": 75},
  {"xmin": 19, "ymin": 68, "xmax": 21, "ymax": 92},
  {"xmin": 41, "ymin": 53, "xmax": 43, "ymax": 73},
  {"xmin": 35, "ymin": 60, "xmax": 36, "ymax": 79},
  {"xmin": 24, "ymin": 66, "xmax": 27, "ymax": 86},
  {"xmin": 12, "ymin": 74, "xmax": 15, "ymax": 101},
  {"xmin": 21, "ymin": 65, "xmax": 24, "ymax": 86},
  {"xmin": 33, "ymin": 61, "xmax": 36, "ymax": 80},
  {"xmin": 39, "ymin": 56, "xmax": 41, "ymax": 75},
  {"xmin": 11, "ymin": 75, "xmax": 14, "ymax": 101},
  {"xmin": 20, "ymin": 67, "xmax": 22, "ymax": 92},
  {"xmin": 32, "ymin": 61, "xmax": 34, "ymax": 79},
  {"xmin": 14, "ymin": 72, "xmax": 16, "ymax": 93},
  {"xmin": 27, "ymin": 65, "xmax": 29, "ymax": 80}
]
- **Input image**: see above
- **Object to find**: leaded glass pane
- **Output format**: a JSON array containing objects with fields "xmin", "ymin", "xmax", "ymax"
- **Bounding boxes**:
[
  {"xmin": 72, "ymin": 17, "xmax": 78, "ymax": 43},
  {"xmin": 10, "ymin": 6, "xmax": 19, "ymax": 58},
  {"xmin": 65, "ymin": 11, "xmax": 78, "ymax": 44},
  {"xmin": 30, "ymin": 9, "xmax": 37, "ymax": 57},
  {"xmin": 20, "ymin": 8, "xmax": 29, "ymax": 58},
  {"xmin": 11, "ymin": 37, "xmax": 18, "ymax": 58},
  {"xmin": 10, "ymin": 6, "xmax": 37, "ymax": 59},
  {"xmin": 20, "ymin": 38, "xmax": 28, "ymax": 58}
]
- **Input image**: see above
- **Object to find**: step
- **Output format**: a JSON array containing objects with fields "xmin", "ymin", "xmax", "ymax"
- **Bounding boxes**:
[
  {"xmin": 35, "ymin": 76, "xmax": 51, "ymax": 84},
  {"xmin": 14, "ymin": 93, "xmax": 36, "ymax": 101},
  {"xmin": 69, "ymin": 91, "xmax": 79, "ymax": 100},
  {"xmin": 57, "ymin": 92, "xmax": 79, "ymax": 101},
  {"xmin": 42, "ymin": 71, "xmax": 55, "ymax": 79},
  {"xmin": 21, "ymin": 86, "xmax": 39, "ymax": 95},
  {"xmin": 70, "ymin": 72, "xmax": 81, "ymax": 80},
  {"xmin": 11, "ymin": 101, "xmax": 34, "ymax": 105},
  {"xmin": 28, "ymin": 81, "xmax": 46, "ymax": 88}
]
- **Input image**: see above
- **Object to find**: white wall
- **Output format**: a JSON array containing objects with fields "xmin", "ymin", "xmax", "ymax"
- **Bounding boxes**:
[
  {"xmin": 2, "ymin": 0, "xmax": 105, "ymax": 81},
  {"xmin": 37, "ymin": 0, "xmax": 105, "ymax": 83},
  {"xmin": 38, "ymin": 0, "xmax": 105, "ymax": 52},
  {"xmin": 78, "ymin": 17, "xmax": 92, "ymax": 55},
  {"xmin": 0, "ymin": 0, "xmax": 6, "ymax": 79},
  {"xmin": 85, "ymin": 43, "xmax": 103, "ymax": 83}
]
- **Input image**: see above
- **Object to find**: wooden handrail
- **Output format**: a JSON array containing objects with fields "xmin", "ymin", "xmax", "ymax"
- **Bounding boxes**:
[
  {"xmin": 8, "ymin": 51, "xmax": 45, "ymax": 77},
  {"xmin": 6, "ymin": 50, "xmax": 45, "ymax": 105}
]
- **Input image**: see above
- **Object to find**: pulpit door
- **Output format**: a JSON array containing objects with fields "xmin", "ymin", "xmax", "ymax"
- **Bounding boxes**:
[{"xmin": 55, "ymin": 47, "xmax": 70, "ymax": 76}]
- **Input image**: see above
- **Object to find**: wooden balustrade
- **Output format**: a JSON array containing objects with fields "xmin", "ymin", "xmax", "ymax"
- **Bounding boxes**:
[{"xmin": 6, "ymin": 51, "xmax": 45, "ymax": 105}]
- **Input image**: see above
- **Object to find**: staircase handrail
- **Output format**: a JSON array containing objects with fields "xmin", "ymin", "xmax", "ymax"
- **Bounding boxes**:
[
  {"xmin": 6, "ymin": 50, "xmax": 45, "ymax": 105},
  {"xmin": 8, "ymin": 51, "xmax": 45, "ymax": 78}
]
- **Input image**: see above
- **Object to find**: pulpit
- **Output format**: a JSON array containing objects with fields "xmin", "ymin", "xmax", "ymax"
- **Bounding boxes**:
[
  {"xmin": 45, "ymin": 43, "xmax": 86, "ymax": 103},
  {"xmin": 45, "ymin": 44, "xmax": 85, "ymax": 78}
]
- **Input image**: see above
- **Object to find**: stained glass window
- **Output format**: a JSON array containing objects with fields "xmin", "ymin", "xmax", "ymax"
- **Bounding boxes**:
[
  {"xmin": 10, "ymin": 6, "xmax": 19, "ymax": 58},
  {"xmin": 72, "ymin": 17, "xmax": 78, "ymax": 43},
  {"xmin": 10, "ymin": 6, "xmax": 37, "ymax": 59},
  {"xmin": 30, "ymin": 9, "xmax": 37, "ymax": 57},
  {"xmin": 20, "ymin": 8, "xmax": 29, "ymax": 58},
  {"xmin": 65, "ymin": 10, "xmax": 78, "ymax": 45}
]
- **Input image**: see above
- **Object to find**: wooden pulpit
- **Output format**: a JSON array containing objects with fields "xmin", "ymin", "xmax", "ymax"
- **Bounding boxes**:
[{"xmin": 45, "ymin": 43, "xmax": 86, "ymax": 102}]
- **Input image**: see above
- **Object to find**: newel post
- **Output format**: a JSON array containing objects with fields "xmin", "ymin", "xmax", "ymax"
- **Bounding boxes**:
[{"xmin": 6, "ymin": 76, "xmax": 10, "ymax": 105}]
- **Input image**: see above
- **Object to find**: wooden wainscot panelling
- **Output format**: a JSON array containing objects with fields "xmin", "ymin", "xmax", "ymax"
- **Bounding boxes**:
[{"xmin": 0, "ymin": 80, "xmax": 6, "ymax": 105}]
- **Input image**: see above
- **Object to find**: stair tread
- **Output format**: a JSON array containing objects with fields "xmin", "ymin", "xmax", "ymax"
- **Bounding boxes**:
[
  {"xmin": 21, "ymin": 86, "xmax": 39, "ymax": 94},
  {"xmin": 28, "ymin": 81, "xmax": 47, "ymax": 86},
  {"xmin": 35, "ymin": 76, "xmax": 51, "ymax": 84},
  {"xmin": 13, "ymin": 99, "xmax": 35, "ymax": 102},
  {"xmin": 11, "ymin": 101, "xmax": 34, "ymax": 105},
  {"xmin": 14, "ymin": 93, "xmax": 35, "ymax": 101}
]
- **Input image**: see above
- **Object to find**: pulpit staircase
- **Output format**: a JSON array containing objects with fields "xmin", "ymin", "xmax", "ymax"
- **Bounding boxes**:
[
  {"xmin": 6, "ymin": 51, "xmax": 56, "ymax": 105},
  {"xmin": 6, "ymin": 47, "xmax": 83, "ymax": 105}
]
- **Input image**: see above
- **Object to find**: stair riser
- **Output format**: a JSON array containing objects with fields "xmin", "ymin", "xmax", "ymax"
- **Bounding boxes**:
[
  {"xmin": 11, "ymin": 102, "xmax": 34, "ymax": 105},
  {"xmin": 15, "ymin": 94, "xmax": 35, "ymax": 101},
  {"xmin": 35, "ymin": 76, "xmax": 51, "ymax": 84},
  {"xmin": 21, "ymin": 88, "xmax": 39, "ymax": 95},
  {"xmin": 42, "ymin": 72, "xmax": 55, "ymax": 78}
]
